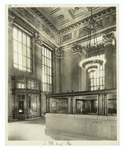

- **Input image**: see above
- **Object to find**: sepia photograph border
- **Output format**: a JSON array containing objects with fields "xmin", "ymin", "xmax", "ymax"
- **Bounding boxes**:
[{"xmin": 4, "ymin": 1, "xmax": 121, "ymax": 147}]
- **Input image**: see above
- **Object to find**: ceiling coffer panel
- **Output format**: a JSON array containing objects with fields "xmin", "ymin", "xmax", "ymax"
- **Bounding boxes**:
[{"xmin": 15, "ymin": 7, "xmax": 116, "ymax": 34}]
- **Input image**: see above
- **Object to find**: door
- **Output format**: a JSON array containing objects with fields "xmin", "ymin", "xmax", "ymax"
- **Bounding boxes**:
[{"xmin": 17, "ymin": 94, "xmax": 26, "ymax": 120}]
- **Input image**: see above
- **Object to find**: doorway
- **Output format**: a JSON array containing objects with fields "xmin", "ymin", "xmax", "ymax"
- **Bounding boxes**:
[{"xmin": 17, "ymin": 94, "xmax": 26, "ymax": 120}]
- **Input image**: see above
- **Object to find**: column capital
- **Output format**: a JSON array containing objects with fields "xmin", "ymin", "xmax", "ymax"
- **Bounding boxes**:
[
  {"xmin": 102, "ymin": 32, "xmax": 114, "ymax": 47},
  {"xmin": 55, "ymin": 47, "xmax": 64, "ymax": 59},
  {"xmin": 35, "ymin": 32, "xmax": 44, "ymax": 46},
  {"xmin": 71, "ymin": 44, "xmax": 83, "ymax": 55}
]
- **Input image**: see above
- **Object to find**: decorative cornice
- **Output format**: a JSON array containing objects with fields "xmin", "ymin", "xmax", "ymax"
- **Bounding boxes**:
[
  {"xmin": 30, "ymin": 7, "xmax": 116, "ymax": 35},
  {"xmin": 55, "ymin": 47, "xmax": 64, "ymax": 59}
]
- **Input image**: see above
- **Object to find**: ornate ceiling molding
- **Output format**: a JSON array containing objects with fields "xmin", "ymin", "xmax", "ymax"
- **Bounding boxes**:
[{"xmin": 30, "ymin": 7, "xmax": 116, "ymax": 35}]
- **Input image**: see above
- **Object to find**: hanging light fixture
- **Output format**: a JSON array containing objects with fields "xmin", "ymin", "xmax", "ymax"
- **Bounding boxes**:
[
  {"xmin": 84, "ymin": 7, "xmax": 98, "ymax": 50},
  {"xmin": 80, "ymin": 7, "xmax": 106, "ymax": 72},
  {"xmin": 80, "ymin": 56, "xmax": 106, "ymax": 72}
]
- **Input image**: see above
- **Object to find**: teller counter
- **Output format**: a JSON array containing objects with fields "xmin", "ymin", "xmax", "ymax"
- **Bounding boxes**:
[{"xmin": 45, "ymin": 113, "xmax": 117, "ymax": 140}]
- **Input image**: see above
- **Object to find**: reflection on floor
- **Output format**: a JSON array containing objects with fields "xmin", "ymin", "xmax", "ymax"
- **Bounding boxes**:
[
  {"xmin": 8, "ymin": 117, "xmax": 54, "ymax": 141},
  {"xmin": 8, "ymin": 117, "xmax": 111, "ymax": 141}
]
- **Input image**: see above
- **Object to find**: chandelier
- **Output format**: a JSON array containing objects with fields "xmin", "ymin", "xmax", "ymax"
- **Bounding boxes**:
[
  {"xmin": 80, "ymin": 7, "xmax": 106, "ymax": 72},
  {"xmin": 80, "ymin": 56, "xmax": 106, "ymax": 72}
]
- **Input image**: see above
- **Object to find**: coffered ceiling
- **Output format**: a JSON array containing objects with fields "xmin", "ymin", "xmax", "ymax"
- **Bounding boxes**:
[
  {"xmin": 9, "ymin": 6, "xmax": 116, "ymax": 36},
  {"xmin": 33, "ymin": 7, "xmax": 108, "ymax": 30}
]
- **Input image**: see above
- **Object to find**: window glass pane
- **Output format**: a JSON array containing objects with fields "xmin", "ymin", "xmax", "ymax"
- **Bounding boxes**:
[
  {"xmin": 18, "ymin": 43, "xmax": 22, "ymax": 54},
  {"xmin": 14, "ymin": 64, "xmax": 18, "ymax": 68},
  {"xmin": 100, "ymin": 78, "xmax": 102, "ymax": 85},
  {"xmin": 23, "ymin": 45, "xmax": 26, "ymax": 56},
  {"xmin": 100, "ymin": 71, "xmax": 102, "ymax": 77},
  {"xmin": 18, "ymin": 29, "xmax": 22, "ymax": 42},
  {"xmin": 42, "ymin": 56, "xmax": 44, "ymax": 64},
  {"xmin": 45, "ymin": 57, "xmax": 47, "ymax": 65},
  {"xmin": 50, "ymin": 68, "xmax": 52, "ymax": 76},
  {"xmin": 94, "ymin": 78, "xmax": 96, "ymax": 86},
  {"xmin": 89, "ymin": 54, "xmax": 105, "ymax": 91},
  {"xmin": 47, "ymin": 49, "xmax": 49, "ymax": 57},
  {"xmin": 49, "ymin": 59, "xmax": 51, "ymax": 67},
  {"xmin": 102, "ymin": 70, "xmax": 105, "ymax": 77},
  {"xmin": 97, "ymin": 71, "xmax": 99, "ymax": 78},
  {"xmin": 13, "ymin": 26, "xmax": 32, "ymax": 72},
  {"xmin": 14, "ymin": 52, "xmax": 18, "ymax": 64},
  {"xmin": 27, "ymin": 58, "xmax": 31, "ymax": 68},
  {"xmin": 42, "ymin": 47, "xmax": 44, "ymax": 55},
  {"xmin": 42, "ymin": 74, "xmax": 44, "ymax": 82},
  {"xmin": 27, "ymin": 68, "xmax": 31, "ymax": 72},
  {"xmin": 19, "ymin": 54, "xmax": 22, "ymax": 65},
  {"xmin": 49, "ymin": 51, "xmax": 51, "ymax": 59},
  {"xmin": 47, "ymin": 59, "xmax": 49, "ymax": 66},
  {"xmin": 23, "ymin": 67, "xmax": 26, "ymax": 71},
  {"xmin": 91, "ymin": 79, "xmax": 93, "ymax": 86},
  {"xmin": 19, "ymin": 65, "xmax": 22, "ymax": 70},
  {"xmin": 42, "ymin": 65, "xmax": 44, "ymax": 74},
  {"xmin": 45, "ymin": 48, "xmax": 47, "ymax": 56},
  {"xmin": 13, "ymin": 27, "xmax": 17, "ymax": 40},
  {"xmin": 27, "ymin": 47, "xmax": 30, "ymax": 58},
  {"xmin": 27, "ymin": 35, "xmax": 31, "ymax": 47},
  {"xmin": 97, "ymin": 78, "xmax": 99, "ymax": 85},
  {"xmin": 42, "ymin": 46, "xmax": 52, "ymax": 92},
  {"xmin": 13, "ymin": 40, "xmax": 17, "ymax": 52},
  {"xmin": 45, "ymin": 66, "xmax": 47, "ymax": 74},
  {"xmin": 23, "ymin": 33, "xmax": 26, "ymax": 45},
  {"xmin": 50, "ymin": 76, "xmax": 52, "ymax": 84},
  {"xmin": 93, "ymin": 72, "xmax": 96, "ymax": 78},
  {"xmin": 23, "ymin": 56, "xmax": 26, "ymax": 67},
  {"xmin": 103, "ymin": 78, "xmax": 105, "ymax": 85}
]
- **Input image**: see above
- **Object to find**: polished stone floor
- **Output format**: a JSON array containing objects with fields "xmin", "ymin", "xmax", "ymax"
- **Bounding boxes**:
[
  {"xmin": 8, "ymin": 117, "xmax": 105, "ymax": 141},
  {"xmin": 8, "ymin": 117, "xmax": 54, "ymax": 141}
]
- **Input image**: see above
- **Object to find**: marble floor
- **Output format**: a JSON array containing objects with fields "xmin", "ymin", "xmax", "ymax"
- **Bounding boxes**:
[{"xmin": 8, "ymin": 117, "xmax": 54, "ymax": 141}]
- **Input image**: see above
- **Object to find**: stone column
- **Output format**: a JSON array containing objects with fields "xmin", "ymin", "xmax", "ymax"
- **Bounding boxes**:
[
  {"xmin": 55, "ymin": 47, "xmax": 64, "ymax": 93},
  {"xmin": 68, "ymin": 97, "xmax": 71, "ymax": 114},
  {"xmin": 104, "ymin": 93, "xmax": 108, "ymax": 115},
  {"xmin": 98, "ymin": 94, "xmax": 103, "ymax": 115},
  {"xmin": 103, "ymin": 32, "xmax": 114, "ymax": 89},
  {"xmin": 72, "ymin": 97, "xmax": 76, "ymax": 114},
  {"xmin": 49, "ymin": 97, "xmax": 53, "ymax": 113},
  {"xmin": 72, "ymin": 44, "xmax": 87, "ymax": 91},
  {"xmin": 72, "ymin": 45, "xmax": 82, "ymax": 91},
  {"xmin": 54, "ymin": 48, "xmax": 60, "ymax": 93}
]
